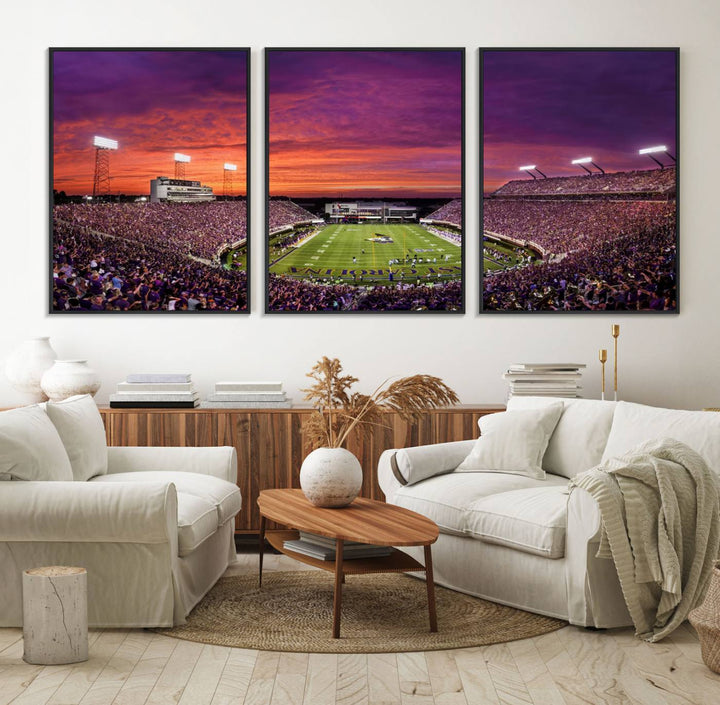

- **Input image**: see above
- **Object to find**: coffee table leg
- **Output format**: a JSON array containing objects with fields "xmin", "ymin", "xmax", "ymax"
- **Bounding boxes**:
[
  {"xmin": 258, "ymin": 515, "xmax": 266, "ymax": 588},
  {"xmin": 424, "ymin": 544, "xmax": 438, "ymax": 633},
  {"xmin": 332, "ymin": 539, "xmax": 344, "ymax": 639}
]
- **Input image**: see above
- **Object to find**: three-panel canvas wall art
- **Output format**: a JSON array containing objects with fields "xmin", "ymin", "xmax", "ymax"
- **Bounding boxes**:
[{"xmin": 50, "ymin": 47, "xmax": 678, "ymax": 315}]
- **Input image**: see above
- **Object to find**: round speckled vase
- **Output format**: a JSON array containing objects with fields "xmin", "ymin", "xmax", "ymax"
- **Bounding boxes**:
[
  {"xmin": 40, "ymin": 360, "xmax": 101, "ymax": 402},
  {"xmin": 299, "ymin": 447, "xmax": 363, "ymax": 508}
]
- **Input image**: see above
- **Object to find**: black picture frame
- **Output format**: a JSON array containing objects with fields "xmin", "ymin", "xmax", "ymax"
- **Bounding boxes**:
[
  {"xmin": 49, "ymin": 47, "xmax": 251, "ymax": 314},
  {"xmin": 265, "ymin": 47, "xmax": 465, "ymax": 314},
  {"xmin": 480, "ymin": 47, "xmax": 679, "ymax": 314}
]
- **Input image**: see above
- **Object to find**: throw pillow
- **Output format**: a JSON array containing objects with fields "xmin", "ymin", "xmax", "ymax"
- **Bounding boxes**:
[
  {"xmin": 45, "ymin": 394, "xmax": 108, "ymax": 481},
  {"xmin": 0, "ymin": 405, "xmax": 73, "ymax": 481},
  {"xmin": 392, "ymin": 439, "xmax": 476, "ymax": 485},
  {"xmin": 456, "ymin": 404, "xmax": 564, "ymax": 479}
]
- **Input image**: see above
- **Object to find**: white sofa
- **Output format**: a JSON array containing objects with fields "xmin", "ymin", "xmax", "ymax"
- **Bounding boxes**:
[
  {"xmin": 378, "ymin": 397, "xmax": 720, "ymax": 628},
  {"xmin": 0, "ymin": 395, "xmax": 241, "ymax": 628}
]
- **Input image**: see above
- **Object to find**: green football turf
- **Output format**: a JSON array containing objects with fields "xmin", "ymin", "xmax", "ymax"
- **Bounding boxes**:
[
  {"xmin": 269, "ymin": 224, "xmax": 461, "ymax": 286},
  {"xmin": 483, "ymin": 238, "xmax": 535, "ymax": 271}
]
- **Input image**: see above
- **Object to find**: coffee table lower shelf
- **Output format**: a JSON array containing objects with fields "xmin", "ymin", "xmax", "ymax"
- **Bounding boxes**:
[
  {"xmin": 265, "ymin": 529, "xmax": 425, "ymax": 574},
  {"xmin": 260, "ymin": 529, "xmax": 437, "ymax": 638}
]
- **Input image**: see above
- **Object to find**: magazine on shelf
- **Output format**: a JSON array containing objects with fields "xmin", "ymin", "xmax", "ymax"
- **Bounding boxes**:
[{"xmin": 283, "ymin": 539, "xmax": 393, "ymax": 561}]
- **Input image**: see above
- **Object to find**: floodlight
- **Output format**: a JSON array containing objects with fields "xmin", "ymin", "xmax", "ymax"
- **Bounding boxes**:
[
  {"xmin": 224, "ymin": 163, "xmax": 238, "ymax": 171},
  {"xmin": 639, "ymin": 145, "xmax": 675, "ymax": 168},
  {"xmin": 519, "ymin": 165, "xmax": 536, "ymax": 171},
  {"xmin": 571, "ymin": 156, "xmax": 604, "ymax": 175},
  {"xmin": 174, "ymin": 153, "xmax": 191, "ymax": 163},
  {"xmin": 93, "ymin": 136, "xmax": 118, "ymax": 150},
  {"xmin": 639, "ymin": 145, "xmax": 667, "ymax": 155}
]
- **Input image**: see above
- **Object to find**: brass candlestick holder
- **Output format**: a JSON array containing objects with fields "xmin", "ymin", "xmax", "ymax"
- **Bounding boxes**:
[
  {"xmin": 599, "ymin": 349, "xmax": 608, "ymax": 401},
  {"xmin": 611, "ymin": 324, "xmax": 620, "ymax": 401}
]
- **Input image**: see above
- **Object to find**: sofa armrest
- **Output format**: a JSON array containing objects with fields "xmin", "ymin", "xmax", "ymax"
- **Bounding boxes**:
[
  {"xmin": 106, "ymin": 446, "xmax": 237, "ymax": 483},
  {"xmin": 567, "ymin": 486, "xmax": 602, "ymax": 543},
  {"xmin": 0, "ymin": 481, "xmax": 177, "ymax": 545},
  {"xmin": 378, "ymin": 440, "xmax": 476, "ymax": 500}
]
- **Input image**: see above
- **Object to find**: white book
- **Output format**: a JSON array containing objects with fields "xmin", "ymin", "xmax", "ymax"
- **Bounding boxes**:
[
  {"xmin": 508, "ymin": 363, "xmax": 586, "ymax": 371},
  {"xmin": 503, "ymin": 372, "xmax": 582, "ymax": 380},
  {"xmin": 214, "ymin": 381, "xmax": 283, "ymax": 392},
  {"xmin": 110, "ymin": 392, "xmax": 199, "ymax": 402},
  {"xmin": 207, "ymin": 392, "xmax": 287, "ymax": 402},
  {"xmin": 199, "ymin": 400, "xmax": 293, "ymax": 409},
  {"xmin": 298, "ymin": 531, "xmax": 363, "ymax": 548},
  {"xmin": 126, "ymin": 373, "xmax": 192, "ymax": 383},
  {"xmin": 117, "ymin": 382, "xmax": 195, "ymax": 393}
]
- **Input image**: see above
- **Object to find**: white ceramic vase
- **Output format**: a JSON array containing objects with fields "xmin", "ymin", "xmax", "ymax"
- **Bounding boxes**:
[
  {"xmin": 299, "ymin": 447, "xmax": 363, "ymax": 508},
  {"xmin": 40, "ymin": 360, "xmax": 101, "ymax": 402},
  {"xmin": 4, "ymin": 337, "xmax": 58, "ymax": 402}
]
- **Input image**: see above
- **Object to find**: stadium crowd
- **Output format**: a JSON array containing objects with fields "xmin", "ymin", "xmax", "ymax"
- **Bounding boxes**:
[
  {"xmin": 52, "ymin": 222, "xmax": 247, "ymax": 311},
  {"xmin": 483, "ymin": 200, "xmax": 675, "ymax": 256},
  {"xmin": 268, "ymin": 275, "xmax": 461, "ymax": 311},
  {"xmin": 426, "ymin": 199, "xmax": 462, "ymax": 227},
  {"xmin": 492, "ymin": 167, "xmax": 676, "ymax": 198},
  {"xmin": 54, "ymin": 202, "xmax": 247, "ymax": 261},
  {"xmin": 268, "ymin": 200, "xmax": 317, "ymax": 234},
  {"xmin": 483, "ymin": 222, "xmax": 676, "ymax": 311}
]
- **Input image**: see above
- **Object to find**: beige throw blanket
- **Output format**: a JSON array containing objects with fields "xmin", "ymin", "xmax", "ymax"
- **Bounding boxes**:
[{"xmin": 571, "ymin": 438, "xmax": 720, "ymax": 641}]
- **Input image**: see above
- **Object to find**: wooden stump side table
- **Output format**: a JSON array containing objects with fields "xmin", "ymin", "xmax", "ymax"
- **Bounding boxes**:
[{"xmin": 22, "ymin": 566, "xmax": 88, "ymax": 665}]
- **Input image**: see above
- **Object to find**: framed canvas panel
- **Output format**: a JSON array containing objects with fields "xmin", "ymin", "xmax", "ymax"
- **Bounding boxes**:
[
  {"xmin": 50, "ymin": 48, "xmax": 250, "ymax": 313},
  {"xmin": 480, "ymin": 48, "xmax": 679, "ymax": 313},
  {"xmin": 265, "ymin": 48, "xmax": 464, "ymax": 313}
]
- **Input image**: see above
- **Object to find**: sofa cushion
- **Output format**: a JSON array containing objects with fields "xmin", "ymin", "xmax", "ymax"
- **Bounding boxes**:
[
  {"xmin": 601, "ymin": 402, "xmax": 720, "ymax": 476},
  {"xmin": 91, "ymin": 471, "xmax": 241, "ymax": 525},
  {"xmin": 176, "ymin": 492, "xmax": 219, "ymax": 556},
  {"xmin": 45, "ymin": 395, "xmax": 108, "ymax": 481},
  {"xmin": 508, "ymin": 396, "xmax": 616, "ymax": 478},
  {"xmin": 392, "ymin": 440, "xmax": 476, "ymax": 486},
  {"xmin": 466, "ymin": 486, "xmax": 569, "ymax": 558},
  {"xmin": 393, "ymin": 471, "xmax": 568, "ymax": 536},
  {"xmin": 456, "ymin": 404, "xmax": 563, "ymax": 479},
  {"xmin": 0, "ymin": 405, "xmax": 73, "ymax": 481}
]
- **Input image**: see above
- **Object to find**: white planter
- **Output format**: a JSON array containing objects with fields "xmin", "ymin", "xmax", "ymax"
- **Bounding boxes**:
[
  {"xmin": 40, "ymin": 360, "xmax": 101, "ymax": 402},
  {"xmin": 300, "ymin": 447, "xmax": 363, "ymax": 508},
  {"xmin": 4, "ymin": 337, "xmax": 58, "ymax": 402}
]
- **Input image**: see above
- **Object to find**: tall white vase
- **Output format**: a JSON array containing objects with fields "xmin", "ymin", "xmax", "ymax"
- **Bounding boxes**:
[
  {"xmin": 4, "ymin": 337, "xmax": 58, "ymax": 403},
  {"xmin": 40, "ymin": 360, "xmax": 101, "ymax": 402},
  {"xmin": 299, "ymin": 447, "xmax": 363, "ymax": 508}
]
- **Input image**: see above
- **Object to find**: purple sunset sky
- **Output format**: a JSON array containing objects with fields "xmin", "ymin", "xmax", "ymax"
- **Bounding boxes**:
[
  {"xmin": 53, "ymin": 50, "xmax": 247, "ymax": 195},
  {"xmin": 483, "ymin": 50, "xmax": 677, "ymax": 193},
  {"xmin": 268, "ymin": 50, "xmax": 463, "ymax": 198}
]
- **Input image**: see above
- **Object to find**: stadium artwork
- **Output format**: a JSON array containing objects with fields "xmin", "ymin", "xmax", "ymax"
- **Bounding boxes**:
[
  {"xmin": 50, "ymin": 48, "xmax": 250, "ymax": 313},
  {"xmin": 265, "ymin": 48, "xmax": 465, "ymax": 313},
  {"xmin": 481, "ymin": 48, "xmax": 679, "ymax": 313}
]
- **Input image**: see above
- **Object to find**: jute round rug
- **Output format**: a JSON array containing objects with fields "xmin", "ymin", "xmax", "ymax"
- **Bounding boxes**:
[{"xmin": 155, "ymin": 571, "xmax": 565, "ymax": 653}]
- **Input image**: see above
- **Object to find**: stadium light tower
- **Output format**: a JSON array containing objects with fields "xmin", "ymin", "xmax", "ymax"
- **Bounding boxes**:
[
  {"xmin": 519, "ymin": 164, "xmax": 547, "ymax": 179},
  {"xmin": 174, "ymin": 153, "xmax": 190, "ymax": 180},
  {"xmin": 571, "ymin": 156, "xmax": 604, "ymax": 175},
  {"xmin": 223, "ymin": 162, "xmax": 237, "ymax": 197},
  {"xmin": 639, "ymin": 145, "xmax": 676, "ymax": 169},
  {"xmin": 92, "ymin": 136, "xmax": 118, "ymax": 198}
]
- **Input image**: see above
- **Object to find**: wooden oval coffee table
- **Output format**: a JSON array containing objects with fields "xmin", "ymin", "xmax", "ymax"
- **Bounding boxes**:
[{"xmin": 257, "ymin": 488, "xmax": 439, "ymax": 639}]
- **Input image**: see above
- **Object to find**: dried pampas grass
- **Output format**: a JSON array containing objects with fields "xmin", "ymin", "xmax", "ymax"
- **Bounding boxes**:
[{"xmin": 302, "ymin": 356, "xmax": 458, "ymax": 449}]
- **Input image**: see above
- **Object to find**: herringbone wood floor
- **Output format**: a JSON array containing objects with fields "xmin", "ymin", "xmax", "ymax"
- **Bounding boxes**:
[{"xmin": 1, "ymin": 553, "xmax": 718, "ymax": 705}]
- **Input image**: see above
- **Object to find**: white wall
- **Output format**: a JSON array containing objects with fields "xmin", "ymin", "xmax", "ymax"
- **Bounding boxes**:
[{"xmin": 1, "ymin": 0, "xmax": 718, "ymax": 409}]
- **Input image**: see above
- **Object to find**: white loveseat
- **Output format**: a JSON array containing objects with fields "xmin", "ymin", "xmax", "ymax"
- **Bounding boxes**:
[
  {"xmin": 378, "ymin": 397, "xmax": 720, "ymax": 628},
  {"xmin": 0, "ymin": 395, "xmax": 241, "ymax": 628}
]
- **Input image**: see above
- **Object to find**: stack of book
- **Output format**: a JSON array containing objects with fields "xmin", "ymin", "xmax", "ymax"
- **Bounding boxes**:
[
  {"xmin": 283, "ymin": 531, "xmax": 393, "ymax": 561},
  {"xmin": 502, "ymin": 363, "xmax": 586, "ymax": 399},
  {"xmin": 109, "ymin": 373, "xmax": 199, "ymax": 408},
  {"xmin": 200, "ymin": 381, "xmax": 291, "ymax": 408}
]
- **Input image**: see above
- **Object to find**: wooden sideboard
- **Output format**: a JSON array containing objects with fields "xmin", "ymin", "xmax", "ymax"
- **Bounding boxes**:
[{"xmin": 99, "ymin": 405, "xmax": 504, "ymax": 533}]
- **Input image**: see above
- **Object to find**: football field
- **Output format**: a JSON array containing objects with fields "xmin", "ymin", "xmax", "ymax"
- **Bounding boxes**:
[{"xmin": 269, "ymin": 224, "xmax": 461, "ymax": 285}]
